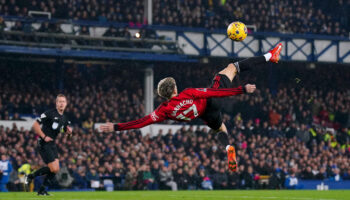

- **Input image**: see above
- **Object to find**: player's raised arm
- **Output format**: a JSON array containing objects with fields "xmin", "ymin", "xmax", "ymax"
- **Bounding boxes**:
[
  {"xmin": 189, "ymin": 84, "xmax": 256, "ymax": 99},
  {"xmin": 100, "ymin": 110, "xmax": 166, "ymax": 132}
]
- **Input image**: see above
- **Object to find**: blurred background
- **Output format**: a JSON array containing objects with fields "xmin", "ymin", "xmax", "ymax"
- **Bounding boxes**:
[{"xmin": 0, "ymin": 0, "xmax": 349, "ymax": 192}]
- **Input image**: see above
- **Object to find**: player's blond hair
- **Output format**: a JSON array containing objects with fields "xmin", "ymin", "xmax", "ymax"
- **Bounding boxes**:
[{"xmin": 157, "ymin": 77, "xmax": 176, "ymax": 99}]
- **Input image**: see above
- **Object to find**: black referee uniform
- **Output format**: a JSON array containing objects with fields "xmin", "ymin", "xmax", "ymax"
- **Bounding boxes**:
[
  {"xmin": 36, "ymin": 109, "xmax": 71, "ymax": 164},
  {"xmin": 26, "ymin": 108, "xmax": 71, "ymax": 195}
]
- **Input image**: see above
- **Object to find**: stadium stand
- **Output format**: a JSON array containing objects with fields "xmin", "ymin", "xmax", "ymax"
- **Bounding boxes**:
[
  {"xmin": 0, "ymin": 61, "xmax": 145, "ymax": 123},
  {"xmin": 1, "ymin": 119, "xmax": 350, "ymax": 191},
  {"xmin": 153, "ymin": 0, "xmax": 349, "ymax": 36},
  {"xmin": 0, "ymin": 0, "xmax": 348, "ymax": 36},
  {"xmin": 0, "ymin": 60, "xmax": 349, "ymax": 191}
]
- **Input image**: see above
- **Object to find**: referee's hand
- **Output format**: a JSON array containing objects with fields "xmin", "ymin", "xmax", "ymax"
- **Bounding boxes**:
[
  {"xmin": 100, "ymin": 123, "xmax": 114, "ymax": 132},
  {"xmin": 66, "ymin": 126, "xmax": 73, "ymax": 134}
]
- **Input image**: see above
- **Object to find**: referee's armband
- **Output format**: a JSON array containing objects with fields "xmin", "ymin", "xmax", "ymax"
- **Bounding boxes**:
[{"xmin": 36, "ymin": 113, "xmax": 47, "ymax": 124}]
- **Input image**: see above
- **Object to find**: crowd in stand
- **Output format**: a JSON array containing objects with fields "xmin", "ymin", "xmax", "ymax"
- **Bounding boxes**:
[
  {"xmin": 153, "ymin": 0, "xmax": 349, "ymax": 36},
  {"xmin": 0, "ymin": 60, "xmax": 349, "ymax": 191},
  {"xmin": 0, "ymin": 0, "xmax": 349, "ymax": 36},
  {"xmin": 0, "ymin": 61, "xmax": 145, "ymax": 125},
  {"xmin": 1, "ymin": 120, "xmax": 349, "ymax": 191}
]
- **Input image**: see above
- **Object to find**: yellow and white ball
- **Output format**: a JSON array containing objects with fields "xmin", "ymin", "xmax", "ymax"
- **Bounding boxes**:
[{"xmin": 227, "ymin": 21, "xmax": 248, "ymax": 42}]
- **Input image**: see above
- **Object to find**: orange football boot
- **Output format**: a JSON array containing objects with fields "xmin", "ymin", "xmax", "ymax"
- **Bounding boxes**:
[
  {"xmin": 227, "ymin": 145, "xmax": 237, "ymax": 172},
  {"xmin": 269, "ymin": 43, "xmax": 283, "ymax": 63}
]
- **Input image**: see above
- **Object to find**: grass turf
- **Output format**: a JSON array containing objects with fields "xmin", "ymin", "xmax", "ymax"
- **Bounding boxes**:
[{"xmin": 1, "ymin": 190, "xmax": 350, "ymax": 200}]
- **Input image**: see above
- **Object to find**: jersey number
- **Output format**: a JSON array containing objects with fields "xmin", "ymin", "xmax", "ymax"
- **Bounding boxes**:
[{"xmin": 176, "ymin": 105, "xmax": 198, "ymax": 121}]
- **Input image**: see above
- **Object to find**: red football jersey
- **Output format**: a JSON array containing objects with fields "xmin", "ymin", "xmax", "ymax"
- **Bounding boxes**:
[{"xmin": 116, "ymin": 86, "xmax": 245, "ymax": 131}]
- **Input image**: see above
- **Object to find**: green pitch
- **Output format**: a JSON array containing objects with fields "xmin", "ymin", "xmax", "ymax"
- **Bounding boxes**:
[{"xmin": 1, "ymin": 190, "xmax": 350, "ymax": 200}]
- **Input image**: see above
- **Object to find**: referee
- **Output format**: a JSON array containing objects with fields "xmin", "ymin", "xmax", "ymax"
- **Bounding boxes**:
[{"xmin": 25, "ymin": 94, "xmax": 72, "ymax": 195}]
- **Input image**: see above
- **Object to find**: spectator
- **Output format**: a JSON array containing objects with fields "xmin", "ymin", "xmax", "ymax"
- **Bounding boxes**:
[
  {"xmin": 142, "ymin": 165, "xmax": 158, "ymax": 190},
  {"xmin": 301, "ymin": 166, "xmax": 314, "ymax": 179},
  {"xmin": 240, "ymin": 165, "xmax": 255, "ymax": 189},
  {"xmin": 72, "ymin": 168, "xmax": 88, "ymax": 189},
  {"xmin": 159, "ymin": 165, "xmax": 177, "ymax": 191},
  {"xmin": 124, "ymin": 166, "xmax": 137, "ymax": 190},
  {"xmin": 174, "ymin": 168, "xmax": 188, "ymax": 190},
  {"xmin": 86, "ymin": 167, "xmax": 99, "ymax": 189},
  {"xmin": 199, "ymin": 169, "xmax": 213, "ymax": 190},
  {"xmin": 285, "ymin": 173, "xmax": 301, "ymax": 189},
  {"xmin": 213, "ymin": 168, "xmax": 228, "ymax": 189},
  {"xmin": 82, "ymin": 118, "xmax": 94, "ymax": 130},
  {"xmin": 0, "ymin": 16, "xmax": 7, "ymax": 37},
  {"xmin": 269, "ymin": 166, "xmax": 285, "ymax": 189},
  {"xmin": 11, "ymin": 113, "xmax": 24, "ymax": 121},
  {"xmin": 7, "ymin": 168, "xmax": 20, "ymax": 191},
  {"xmin": 315, "ymin": 167, "xmax": 327, "ymax": 180},
  {"xmin": 342, "ymin": 168, "xmax": 350, "ymax": 180},
  {"xmin": 186, "ymin": 168, "xmax": 199, "ymax": 190},
  {"xmin": 269, "ymin": 109, "xmax": 281, "ymax": 126},
  {"xmin": 330, "ymin": 168, "xmax": 342, "ymax": 182},
  {"xmin": 0, "ymin": 155, "xmax": 12, "ymax": 192},
  {"xmin": 296, "ymin": 124, "xmax": 310, "ymax": 143},
  {"xmin": 11, "ymin": 21, "xmax": 23, "ymax": 31}
]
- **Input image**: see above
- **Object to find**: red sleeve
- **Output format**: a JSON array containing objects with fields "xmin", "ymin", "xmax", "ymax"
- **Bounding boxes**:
[
  {"xmin": 116, "ymin": 107, "xmax": 166, "ymax": 131},
  {"xmin": 186, "ymin": 86, "xmax": 245, "ymax": 98}
]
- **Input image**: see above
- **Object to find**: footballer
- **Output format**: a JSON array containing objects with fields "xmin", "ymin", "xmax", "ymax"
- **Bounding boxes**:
[{"xmin": 101, "ymin": 43, "xmax": 283, "ymax": 172}]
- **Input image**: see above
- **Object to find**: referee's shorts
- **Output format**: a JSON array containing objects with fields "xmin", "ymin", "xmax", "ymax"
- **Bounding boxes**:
[{"xmin": 37, "ymin": 140, "xmax": 59, "ymax": 164}]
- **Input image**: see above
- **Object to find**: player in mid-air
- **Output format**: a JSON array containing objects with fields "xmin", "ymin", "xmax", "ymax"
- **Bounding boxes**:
[
  {"xmin": 101, "ymin": 43, "xmax": 283, "ymax": 172},
  {"xmin": 25, "ymin": 94, "xmax": 72, "ymax": 195}
]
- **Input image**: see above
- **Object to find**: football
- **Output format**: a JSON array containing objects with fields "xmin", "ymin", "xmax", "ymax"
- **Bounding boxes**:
[{"xmin": 227, "ymin": 21, "xmax": 248, "ymax": 42}]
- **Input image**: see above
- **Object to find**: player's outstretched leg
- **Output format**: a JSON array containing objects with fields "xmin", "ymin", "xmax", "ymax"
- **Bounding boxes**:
[
  {"xmin": 216, "ymin": 123, "xmax": 237, "ymax": 172},
  {"xmin": 233, "ymin": 42, "xmax": 283, "ymax": 73},
  {"xmin": 218, "ymin": 63, "xmax": 238, "ymax": 82}
]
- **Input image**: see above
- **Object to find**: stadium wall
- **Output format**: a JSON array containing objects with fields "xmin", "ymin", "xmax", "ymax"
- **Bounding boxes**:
[{"xmin": 299, "ymin": 180, "xmax": 350, "ymax": 190}]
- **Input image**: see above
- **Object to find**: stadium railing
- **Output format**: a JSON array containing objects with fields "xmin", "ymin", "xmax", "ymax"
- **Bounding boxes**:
[
  {"xmin": 0, "ymin": 31, "xmax": 179, "ymax": 54},
  {"xmin": 1, "ymin": 16, "xmax": 350, "ymax": 63}
]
